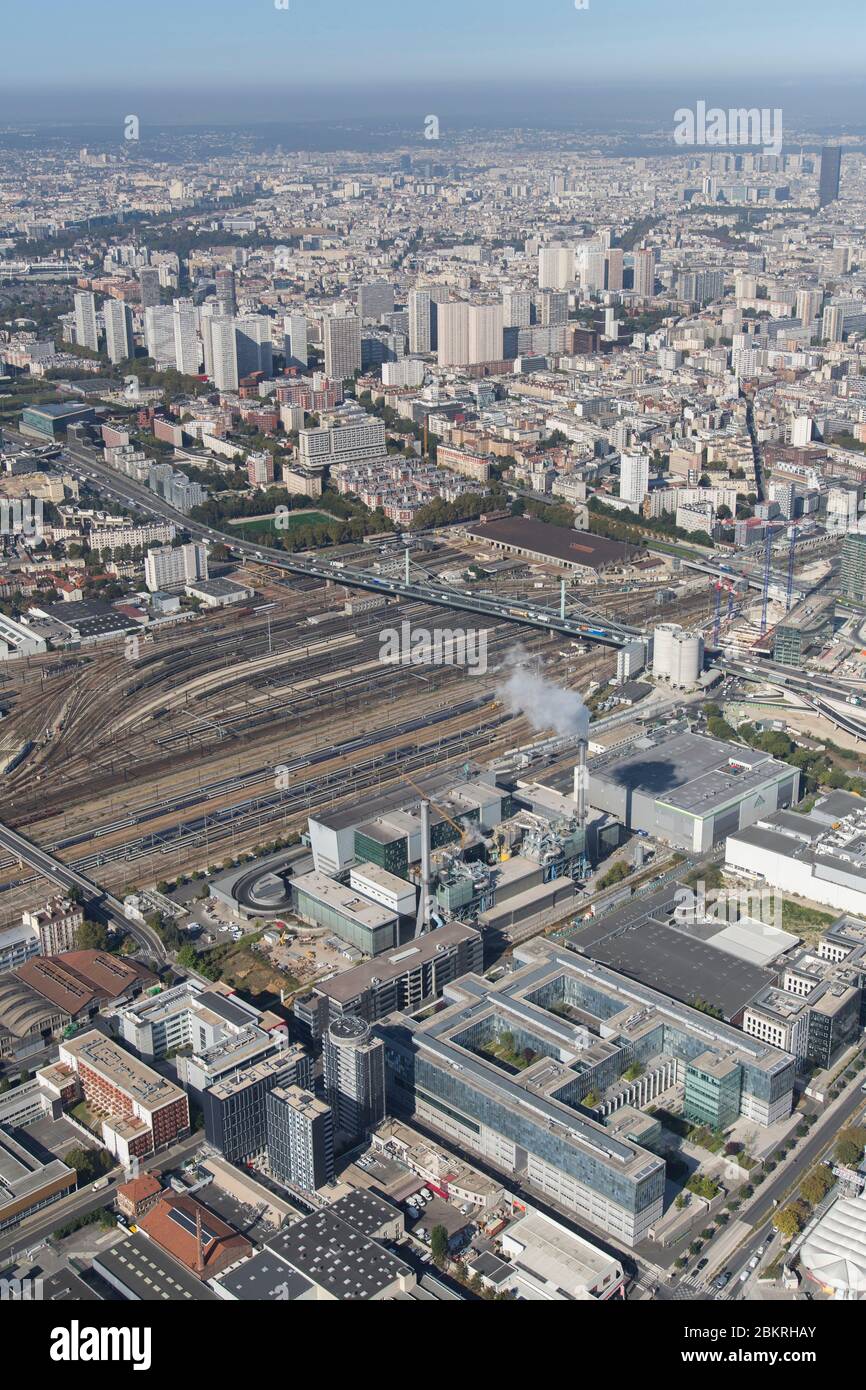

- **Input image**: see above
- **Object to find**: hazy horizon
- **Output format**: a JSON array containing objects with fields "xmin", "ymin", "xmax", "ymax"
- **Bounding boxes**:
[{"xmin": 2, "ymin": 0, "xmax": 866, "ymax": 130}]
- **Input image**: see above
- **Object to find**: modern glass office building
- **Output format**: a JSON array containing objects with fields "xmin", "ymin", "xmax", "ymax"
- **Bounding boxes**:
[{"xmin": 378, "ymin": 939, "xmax": 795, "ymax": 1246}]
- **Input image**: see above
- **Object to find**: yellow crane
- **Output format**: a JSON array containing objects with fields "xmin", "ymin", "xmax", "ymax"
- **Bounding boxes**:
[
  {"xmin": 401, "ymin": 770, "xmax": 510, "ymax": 862},
  {"xmin": 401, "ymin": 770, "xmax": 472, "ymax": 850}
]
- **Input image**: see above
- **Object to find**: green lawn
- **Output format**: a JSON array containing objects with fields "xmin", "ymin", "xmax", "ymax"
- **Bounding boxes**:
[{"xmin": 228, "ymin": 511, "xmax": 331, "ymax": 538}]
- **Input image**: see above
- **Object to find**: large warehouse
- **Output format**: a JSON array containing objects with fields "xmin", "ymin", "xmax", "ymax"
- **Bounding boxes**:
[
  {"xmin": 726, "ymin": 792, "xmax": 866, "ymax": 918},
  {"xmin": 588, "ymin": 729, "xmax": 800, "ymax": 853},
  {"xmin": 465, "ymin": 516, "xmax": 633, "ymax": 577}
]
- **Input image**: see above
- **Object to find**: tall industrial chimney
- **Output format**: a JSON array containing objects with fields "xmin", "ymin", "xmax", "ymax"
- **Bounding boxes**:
[
  {"xmin": 574, "ymin": 739, "xmax": 588, "ymax": 831},
  {"xmin": 195, "ymin": 1205, "xmax": 205, "ymax": 1276}
]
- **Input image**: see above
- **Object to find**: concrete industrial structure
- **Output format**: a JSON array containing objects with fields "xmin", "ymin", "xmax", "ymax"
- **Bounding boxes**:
[
  {"xmin": 651, "ymin": 624, "xmax": 705, "ymax": 688},
  {"xmin": 588, "ymin": 728, "xmax": 799, "ymax": 853},
  {"xmin": 290, "ymin": 870, "xmax": 399, "ymax": 956}
]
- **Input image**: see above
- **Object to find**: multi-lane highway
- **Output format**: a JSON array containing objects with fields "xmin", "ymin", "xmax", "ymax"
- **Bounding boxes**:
[
  {"xmin": 57, "ymin": 437, "xmax": 640, "ymax": 648},
  {"xmin": 721, "ymin": 656, "xmax": 866, "ymax": 742}
]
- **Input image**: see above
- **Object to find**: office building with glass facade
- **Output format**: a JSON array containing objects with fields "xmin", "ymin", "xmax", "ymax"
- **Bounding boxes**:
[{"xmin": 378, "ymin": 938, "xmax": 795, "ymax": 1246}]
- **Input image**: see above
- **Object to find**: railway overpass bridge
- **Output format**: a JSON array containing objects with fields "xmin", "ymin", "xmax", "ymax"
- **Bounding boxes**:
[
  {"xmin": 0, "ymin": 820, "xmax": 167, "ymax": 963},
  {"xmin": 61, "ymin": 441, "xmax": 642, "ymax": 649}
]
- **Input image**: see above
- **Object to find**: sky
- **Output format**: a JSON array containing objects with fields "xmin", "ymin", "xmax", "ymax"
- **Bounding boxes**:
[{"xmin": 1, "ymin": 0, "xmax": 865, "ymax": 127}]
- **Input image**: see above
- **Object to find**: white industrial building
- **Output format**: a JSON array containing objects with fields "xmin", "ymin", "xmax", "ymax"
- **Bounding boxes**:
[
  {"xmin": 348, "ymin": 863, "xmax": 417, "ymax": 919},
  {"xmin": 0, "ymin": 612, "xmax": 47, "ymax": 659},
  {"xmin": 726, "ymin": 794, "xmax": 866, "ymax": 919},
  {"xmin": 801, "ymin": 1194, "xmax": 866, "ymax": 1297}
]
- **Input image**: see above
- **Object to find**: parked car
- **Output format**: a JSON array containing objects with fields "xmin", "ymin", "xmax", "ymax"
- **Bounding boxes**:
[{"xmin": 739, "ymin": 1270, "xmax": 750, "ymax": 1282}]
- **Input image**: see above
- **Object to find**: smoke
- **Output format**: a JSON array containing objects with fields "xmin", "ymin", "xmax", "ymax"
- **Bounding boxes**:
[
  {"xmin": 460, "ymin": 818, "xmax": 485, "ymax": 847},
  {"xmin": 497, "ymin": 650, "xmax": 590, "ymax": 741}
]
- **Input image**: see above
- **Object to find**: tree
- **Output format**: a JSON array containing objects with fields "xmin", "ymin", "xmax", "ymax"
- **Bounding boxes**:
[
  {"xmin": 835, "ymin": 1128, "xmax": 866, "ymax": 1167},
  {"xmin": 800, "ymin": 1166, "xmax": 835, "ymax": 1207},
  {"xmin": 177, "ymin": 944, "xmax": 199, "ymax": 971},
  {"xmin": 76, "ymin": 919, "xmax": 108, "ymax": 951},
  {"xmin": 773, "ymin": 1202, "xmax": 809, "ymax": 1241},
  {"xmin": 598, "ymin": 860, "xmax": 632, "ymax": 889},
  {"xmin": 430, "ymin": 1224, "xmax": 449, "ymax": 1267}
]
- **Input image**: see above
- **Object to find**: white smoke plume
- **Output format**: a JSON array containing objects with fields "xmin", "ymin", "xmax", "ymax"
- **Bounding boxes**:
[{"xmin": 497, "ymin": 649, "xmax": 590, "ymax": 741}]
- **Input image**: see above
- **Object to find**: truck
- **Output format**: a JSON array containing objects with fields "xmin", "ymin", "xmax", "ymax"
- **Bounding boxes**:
[{"xmin": 91, "ymin": 1176, "xmax": 110, "ymax": 1191}]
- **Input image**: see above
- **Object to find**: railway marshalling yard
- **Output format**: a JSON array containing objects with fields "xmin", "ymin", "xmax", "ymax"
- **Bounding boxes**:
[{"xmin": 0, "ymin": 539, "xmax": 711, "ymax": 924}]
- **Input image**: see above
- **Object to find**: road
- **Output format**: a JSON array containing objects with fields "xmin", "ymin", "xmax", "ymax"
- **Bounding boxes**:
[
  {"xmin": 0, "ymin": 1131, "xmax": 200, "ymax": 1268},
  {"xmin": 687, "ymin": 1076, "xmax": 866, "ymax": 1298},
  {"xmin": 720, "ymin": 656, "xmax": 866, "ymax": 742},
  {"xmin": 55, "ymin": 436, "xmax": 639, "ymax": 649},
  {"xmin": 0, "ymin": 819, "xmax": 166, "ymax": 962}
]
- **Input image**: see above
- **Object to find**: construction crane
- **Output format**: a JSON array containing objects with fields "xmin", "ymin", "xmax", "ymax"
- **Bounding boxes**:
[
  {"xmin": 760, "ymin": 531, "xmax": 773, "ymax": 636},
  {"xmin": 401, "ymin": 769, "xmax": 474, "ymax": 850},
  {"xmin": 786, "ymin": 527, "xmax": 800, "ymax": 613}
]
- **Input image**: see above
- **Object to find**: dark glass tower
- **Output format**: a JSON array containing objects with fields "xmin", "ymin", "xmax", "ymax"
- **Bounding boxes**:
[{"xmin": 819, "ymin": 147, "xmax": 842, "ymax": 207}]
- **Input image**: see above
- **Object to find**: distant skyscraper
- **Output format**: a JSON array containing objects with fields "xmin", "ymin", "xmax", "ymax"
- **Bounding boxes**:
[
  {"xmin": 606, "ymin": 248, "xmax": 624, "ymax": 292},
  {"xmin": 73, "ymin": 291, "xmax": 99, "ymax": 352},
  {"xmin": 235, "ymin": 314, "xmax": 273, "ymax": 379},
  {"xmin": 818, "ymin": 147, "xmax": 842, "ymax": 207},
  {"xmin": 211, "ymin": 316, "xmax": 239, "ymax": 391},
  {"xmin": 324, "ymin": 315, "xmax": 362, "ymax": 382},
  {"xmin": 538, "ymin": 244, "xmax": 573, "ymax": 290},
  {"xmin": 437, "ymin": 302, "xmax": 503, "ymax": 367},
  {"xmin": 138, "ymin": 267, "xmax": 161, "ymax": 310},
  {"xmin": 580, "ymin": 249, "xmax": 607, "ymax": 295},
  {"xmin": 632, "ymin": 248, "xmax": 656, "ymax": 299},
  {"xmin": 538, "ymin": 290, "xmax": 568, "ymax": 327},
  {"xmin": 620, "ymin": 453, "xmax": 650, "ymax": 507},
  {"xmin": 323, "ymin": 1017, "xmax": 385, "ymax": 1143},
  {"xmin": 266, "ymin": 1085, "xmax": 335, "ymax": 1194},
  {"xmin": 284, "ymin": 314, "xmax": 308, "ymax": 368},
  {"xmin": 502, "ymin": 290, "xmax": 532, "ymax": 329},
  {"xmin": 822, "ymin": 305, "xmax": 844, "ymax": 343},
  {"xmin": 796, "ymin": 288, "xmax": 824, "ymax": 325},
  {"xmin": 103, "ymin": 297, "xmax": 133, "ymax": 364},
  {"xmin": 408, "ymin": 289, "xmax": 432, "ymax": 353},
  {"xmin": 357, "ymin": 280, "xmax": 395, "ymax": 322},
  {"xmin": 841, "ymin": 533, "xmax": 866, "ymax": 600},
  {"xmin": 172, "ymin": 300, "xmax": 200, "ymax": 376},
  {"xmin": 144, "ymin": 305, "xmax": 176, "ymax": 367},
  {"xmin": 215, "ymin": 267, "xmax": 237, "ymax": 315}
]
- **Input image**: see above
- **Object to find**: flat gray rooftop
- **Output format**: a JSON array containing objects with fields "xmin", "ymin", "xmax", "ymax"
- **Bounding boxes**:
[
  {"xmin": 573, "ymin": 913, "xmax": 777, "ymax": 1020},
  {"xmin": 591, "ymin": 730, "xmax": 786, "ymax": 815}
]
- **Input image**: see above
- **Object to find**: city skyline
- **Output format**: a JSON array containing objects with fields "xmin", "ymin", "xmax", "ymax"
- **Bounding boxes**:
[{"xmin": 1, "ymin": 0, "xmax": 865, "ymax": 1345}]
